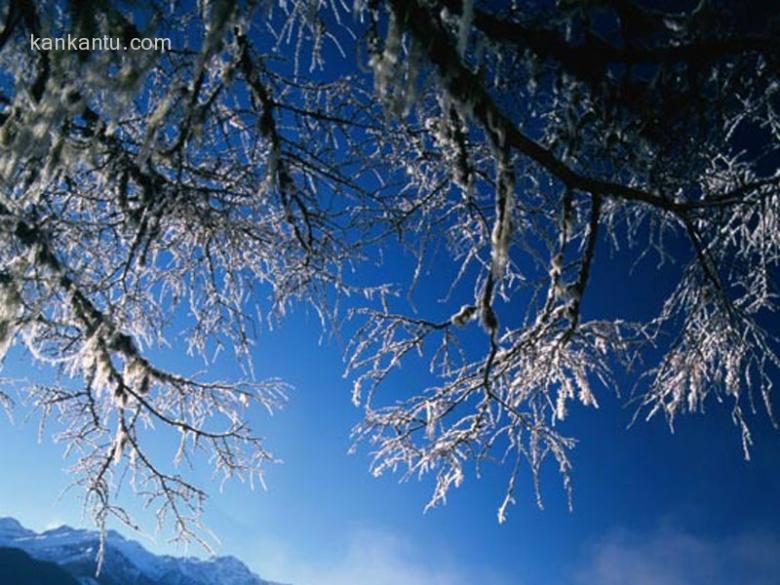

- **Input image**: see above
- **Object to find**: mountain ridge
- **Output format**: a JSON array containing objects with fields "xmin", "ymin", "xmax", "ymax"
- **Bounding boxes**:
[{"xmin": 0, "ymin": 517, "xmax": 287, "ymax": 585}]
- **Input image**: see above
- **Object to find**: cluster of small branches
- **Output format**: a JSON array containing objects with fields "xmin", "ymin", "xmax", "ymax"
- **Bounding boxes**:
[
  {"xmin": 0, "ymin": 0, "xmax": 778, "ymax": 549},
  {"xmin": 347, "ymin": 0, "xmax": 780, "ymax": 523},
  {"xmin": 0, "ymin": 0, "xmax": 380, "ymax": 549}
]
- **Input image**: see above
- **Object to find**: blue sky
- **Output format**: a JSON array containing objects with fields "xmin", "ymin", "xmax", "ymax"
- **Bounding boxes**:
[{"xmin": 2, "ymin": 242, "xmax": 780, "ymax": 585}]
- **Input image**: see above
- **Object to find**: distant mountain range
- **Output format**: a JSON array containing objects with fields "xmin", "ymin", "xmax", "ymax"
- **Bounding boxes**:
[{"xmin": 0, "ymin": 517, "xmax": 286, "ymax": 585}]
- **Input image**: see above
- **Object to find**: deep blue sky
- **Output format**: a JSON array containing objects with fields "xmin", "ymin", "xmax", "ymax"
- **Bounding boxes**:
[{"xmin": 2, "ymin": 3, "xmax": 780, "ymax": 584}]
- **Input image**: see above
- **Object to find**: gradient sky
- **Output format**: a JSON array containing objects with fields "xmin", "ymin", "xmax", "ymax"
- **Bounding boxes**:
[
  {"xmin": 2, "ymin": 4, "xmax": 780, "ymax": 585},
  {"xmin": 2, "ymin": 235, "xmax": 780, "ymax": 585}
]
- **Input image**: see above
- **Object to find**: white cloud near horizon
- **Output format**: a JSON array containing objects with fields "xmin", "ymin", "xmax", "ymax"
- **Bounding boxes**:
[
  {"xmin": 246, "ymin": 523, "xmax": 780, "ymax": 585},
  {"xmin": 573, "ymin": 526, "xmax": 780, "ymax": 585},
  {"xmin": 251, "ymin": 528, "xmax": 511, "ymax": 585}
]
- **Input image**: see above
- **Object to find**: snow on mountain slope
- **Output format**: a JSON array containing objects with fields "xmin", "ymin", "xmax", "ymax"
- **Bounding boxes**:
[
  {"xmin": 0, "ymin": 517, "xmax": 287, "ymax": 585},
  {"xmin": 0, "ymin": 517, "xmax": 34, "ymax": 541}
]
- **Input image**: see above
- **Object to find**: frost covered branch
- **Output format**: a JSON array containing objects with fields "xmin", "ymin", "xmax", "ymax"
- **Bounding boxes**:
[{"xmin": 0, "ymin": 0, "xmax": 778, "ymax": 540}]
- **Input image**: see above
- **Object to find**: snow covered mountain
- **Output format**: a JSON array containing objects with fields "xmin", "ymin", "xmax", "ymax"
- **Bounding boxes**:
[{"xmin": 0, "ymin": 517, "xmax": 286, "ymax": 585}]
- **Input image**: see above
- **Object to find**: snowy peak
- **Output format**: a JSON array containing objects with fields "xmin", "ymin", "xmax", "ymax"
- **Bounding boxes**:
[
  {"xmin": 0, "ymin": 517, "xmax": 33, "ymax": 540},
  {"xmin": 0, "ymin": 517, "xmax": 285, "ymax": 585},
  {"xmin": 0, "ymin": 517, "xmax": 24, "ymax": 530}
]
